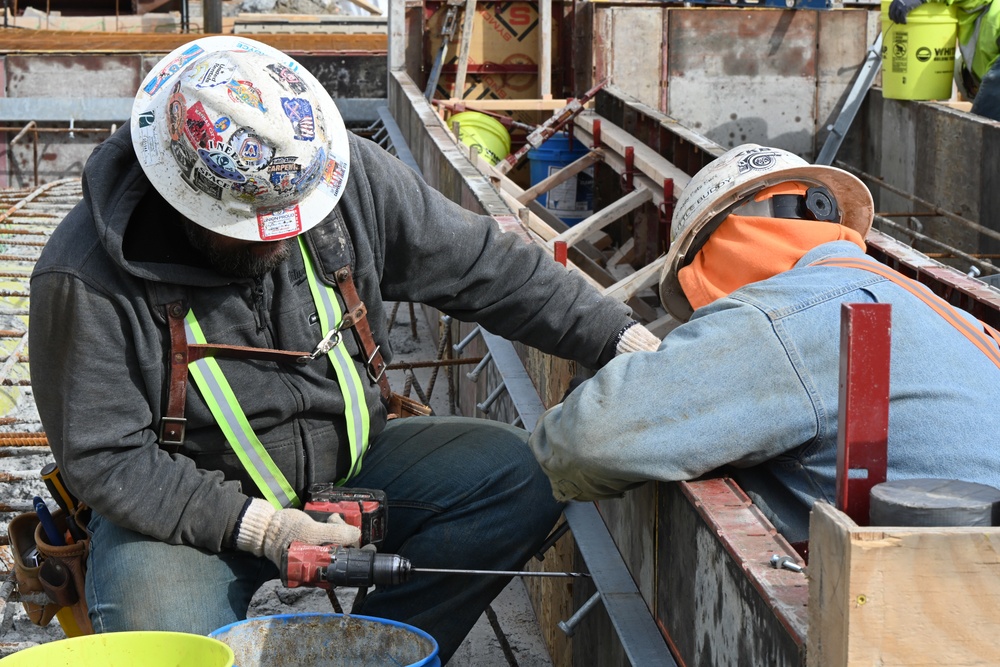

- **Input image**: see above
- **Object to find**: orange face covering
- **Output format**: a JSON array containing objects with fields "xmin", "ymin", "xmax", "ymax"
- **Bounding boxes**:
[{"xmin": 677, "ymin": 214, "xmax": 866, "ymax": 312}]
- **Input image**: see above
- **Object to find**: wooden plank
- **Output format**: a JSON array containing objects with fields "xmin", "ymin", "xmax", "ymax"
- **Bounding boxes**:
[
  {"xmin": 539, "ymin": 0, "xmax": 552, "ymax": 98},
  {"xmin": 445, "ymin": 98, "xmax": 589, "ymax": 111},
  {"xmin": 808, "ymin": 502, "xmax": 1000, "ymax": 666},
  {"xmin": 453, "ymin": 0, "xmax": 478, "ymax": 98},
  {"xmin": 516, "ymin": 151, "xmax": 602, "ymax": 205},
  {"xmin": 550, "ymin": 186, "xmax": 651, "ymax": 250},
  {"xmin": 602, "ymin": 256, "xmax": 663, "ymax": 303},
  {"xmin": 0, "ymin": 30, "xmax": 387, "ymax": 54}
]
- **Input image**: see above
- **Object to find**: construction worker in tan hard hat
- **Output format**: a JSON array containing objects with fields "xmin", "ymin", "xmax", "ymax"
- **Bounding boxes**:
[
  {"xmin": 28, "ymin": 37, "xmax": 659, "ymax": 658},
  {"xmin": 529, "ymin": 143, "xmax": 1000, "ymax": 545}
]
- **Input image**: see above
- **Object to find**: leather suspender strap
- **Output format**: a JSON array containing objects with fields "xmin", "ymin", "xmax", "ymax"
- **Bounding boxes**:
[
  {"xmin": 813, "ymin": 257, "xmax": 1000, "ymax": 370},
  {"xmin": 161, "ymin": 302, "xmax": 190, "ymax": 454},
  {"xmin": 334, "ymin": 264, "xmax": 391, "ymax": 400}
]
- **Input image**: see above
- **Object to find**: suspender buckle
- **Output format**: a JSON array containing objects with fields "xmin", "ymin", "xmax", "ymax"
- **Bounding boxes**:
[
  {"xmin": 159, "ymin": 416, "xmax": 187, "ymax": 449},
  {"xmin": 366, "ymin": 344, "xmax": 386, "ymax": 384},
  {"xmin": 300, "ymin": 327, "xmax": 343, "ymax": 363}
]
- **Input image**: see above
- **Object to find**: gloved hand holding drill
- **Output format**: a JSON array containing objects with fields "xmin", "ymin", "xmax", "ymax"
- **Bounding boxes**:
[
  {"xmin": 888, "ymin": 0, "xmax": 925, "ymax": 24},
  {"xmin": 234, "ymin": 498, "xmax": 362, "ymax": 567}
]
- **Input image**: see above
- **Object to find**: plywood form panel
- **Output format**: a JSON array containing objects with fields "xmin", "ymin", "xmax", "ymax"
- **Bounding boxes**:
[
  {"xmin": 657, "ymin": 480, "xmax": 806, "ymax": 667},
  {"xmin": 666, "ymin": 9, "xmax": 817, "ymax": 158},
  {"xmin": 808, "ymin": 502, "xmax": 1000, "ymax": 666},
  {"xmin": 609, "ymin": 7, "xmax": 664, "ymax": 111},
  {"xmin": 913, "ymin": 102, "xmax": 983, "ymax": 258},
  {"xmin": 596, "ymin": 482, "xmax": 656, "ymax": 606}
]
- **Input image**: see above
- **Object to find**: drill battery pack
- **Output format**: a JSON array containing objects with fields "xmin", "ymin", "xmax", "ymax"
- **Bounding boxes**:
[{"xmin": 303, "ymin": 485, "xmax": 387, "ymax": 547}]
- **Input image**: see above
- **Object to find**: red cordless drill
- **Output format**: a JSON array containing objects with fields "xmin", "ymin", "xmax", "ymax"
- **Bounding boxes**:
[{"xmin": 302, "ymin": 485, "xmax": 387, "ymax": 548}]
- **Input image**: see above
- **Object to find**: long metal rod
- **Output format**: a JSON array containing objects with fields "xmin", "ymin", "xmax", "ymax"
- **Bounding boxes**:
[
  {"xmin": 838, "ymin": 161, "xmax": 1000, "ymax": 245},
  {"xmin": 874, "ymin": 214, "xmax": 998, "ymax": 274},
  {"xmin": 413, "ymin": 568, "xmax": 590, "ymax": 578}
]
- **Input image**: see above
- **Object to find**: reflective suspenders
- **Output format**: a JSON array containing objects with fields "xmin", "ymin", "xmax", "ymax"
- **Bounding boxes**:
[
  {"xmin": 813, "ymin": 257, "xmax": 1000, "ymax": 370},
  {"xmin": 177, "ymin": 240, "xmax": 372, "ymax": 510}
]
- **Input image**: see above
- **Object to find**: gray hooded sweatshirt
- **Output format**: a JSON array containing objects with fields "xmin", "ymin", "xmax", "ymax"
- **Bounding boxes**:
[{"xmin": 29, "ymin": 125, "xmax": 633, "ymax": 552}]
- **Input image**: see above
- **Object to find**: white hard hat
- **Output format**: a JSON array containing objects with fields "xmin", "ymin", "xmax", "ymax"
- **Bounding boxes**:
[
  {"xmin": 131, "ymin": 36, "xmax": 350, "ymax": 241},
  {"xmin": 659, "ymin": 144, "xmax": 874, "ymax": 321}
]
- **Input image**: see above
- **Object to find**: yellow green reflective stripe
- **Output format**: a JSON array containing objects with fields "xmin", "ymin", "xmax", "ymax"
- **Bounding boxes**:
[
  {"xmin": 298, "ymin": 237, "xmax": 371, "ymax": 483},
  {"xmin": 184, "ymin": 311, "xmax": 300, "ymax": 510}
]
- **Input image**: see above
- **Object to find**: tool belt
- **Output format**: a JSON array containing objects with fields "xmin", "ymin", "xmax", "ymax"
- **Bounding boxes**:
[{"xmin": 7, "ymin": 507, "xmax": 93, "ymax": 636}]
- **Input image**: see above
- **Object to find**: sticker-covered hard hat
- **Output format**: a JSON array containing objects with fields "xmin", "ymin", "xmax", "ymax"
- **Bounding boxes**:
[{"xmin": 131, "ymin": 36, "xmax": 350, "ymax": 241}]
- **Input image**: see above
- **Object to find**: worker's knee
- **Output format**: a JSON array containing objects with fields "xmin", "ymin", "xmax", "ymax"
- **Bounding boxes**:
[{"xmin": 85, "ymin": 513, "xmax": 276, "ymax": 634}]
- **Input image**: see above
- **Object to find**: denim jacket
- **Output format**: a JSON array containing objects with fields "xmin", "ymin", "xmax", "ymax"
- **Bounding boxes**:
[{"xmin": 530, "ymin": 241, "xmax": 1000, "ymax": 542}]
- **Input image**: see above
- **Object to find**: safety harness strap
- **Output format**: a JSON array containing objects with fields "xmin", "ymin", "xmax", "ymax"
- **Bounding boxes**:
[
  {"xmin": 298, "ymin": 236, "xmax": 372, "ymax": 482},
  {"xmin": 813, "ymin": 257, "xmax": 1000, "ymax": 370},
  {"xmin": 185, "ymin": 311, "xmax": 301, "ymax": 510}
]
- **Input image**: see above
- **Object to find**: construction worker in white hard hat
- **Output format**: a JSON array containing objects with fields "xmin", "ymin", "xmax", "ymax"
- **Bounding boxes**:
[
  {"xmin": 29, "ymin": 37, "xmax": 659, "ymax": 657},
  {"xmin": 529, "ymin": 143, "xmax": 1000, "ymax": 545}
]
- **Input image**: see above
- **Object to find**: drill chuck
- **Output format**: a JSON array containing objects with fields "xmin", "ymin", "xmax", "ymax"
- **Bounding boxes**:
[{"xmin": 325, "ymin": 548, "xmax": 412, "ymax": 588}]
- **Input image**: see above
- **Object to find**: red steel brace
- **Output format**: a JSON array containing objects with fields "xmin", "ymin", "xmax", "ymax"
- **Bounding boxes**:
[
  {"xmin": 621, "ymin": 146, "xmax": 635, "ymax": 193},
  {"xmin": 591, "ymin": 120, "xmax": 601, "ymax": 150},
  {"xmin": 836, "ymin": 302, "xmax": 891, "ymax": 526},
  {"xmin": 553, "ymin": 241, "xmax": 568, "ymax": 266},
  {"xmin": 659, "ymin": 178, "xmax": 675, "ymax": 253}
]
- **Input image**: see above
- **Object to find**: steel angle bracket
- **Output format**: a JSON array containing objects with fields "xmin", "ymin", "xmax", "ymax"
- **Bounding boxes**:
[{"xmin": 479, "ymin": 330, "xmax": 676, "ymax": 666}]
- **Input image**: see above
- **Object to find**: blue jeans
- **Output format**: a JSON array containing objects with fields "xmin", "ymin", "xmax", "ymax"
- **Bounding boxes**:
[
  {"xmin": 85, "ymin": 416, "xmax": 563, "ymax": 662},
  {"xmin": 971, "ymin": 58, "xmax": 1000, "ymax": 122}
]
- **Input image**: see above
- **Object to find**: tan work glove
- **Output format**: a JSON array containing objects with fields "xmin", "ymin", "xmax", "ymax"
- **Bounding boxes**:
[
  {"xmin": 615, "ymin": 322, "xmax": 661, "ymax": 355},
  {"xmin": 234, "ymin": 498, "xmax": 362, "ymax": 567}
]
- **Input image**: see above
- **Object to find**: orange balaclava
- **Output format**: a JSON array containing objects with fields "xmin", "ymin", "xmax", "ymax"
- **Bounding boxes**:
[{"xmin": 677, "ymin": 183, "xmax": 866, "ymax": 312}]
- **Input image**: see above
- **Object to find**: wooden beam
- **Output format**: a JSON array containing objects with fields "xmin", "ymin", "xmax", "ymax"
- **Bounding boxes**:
[
  {"xmin": 516, "ymin": 150, "xmax": 602, "ymax": 205},
  {"xmin": 808, "ymin": 502, "xmax": 1000, "ymax": 666},
  {"xmin": 539, "ymin": 0, "xmax": 552, "ymax": 98},
  {"xmin": 602, "ymin": 255, "xmax": 664, "ymax": 303},
  {"xmin": 550, "ymin": 187, "xmax": 652, "ymax": 250},
  {"xmin": 445, "ymin": 98, "xmax": 588, "ymax": 112},
  {"xmin": 453, "ymin": 0, "xmax": 478, "ymax": 98}
]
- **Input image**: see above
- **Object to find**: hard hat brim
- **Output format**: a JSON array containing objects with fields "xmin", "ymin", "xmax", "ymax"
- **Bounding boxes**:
[{"xmin": 130, "ymin": 36, "xmax": 351, "ymax": 242}]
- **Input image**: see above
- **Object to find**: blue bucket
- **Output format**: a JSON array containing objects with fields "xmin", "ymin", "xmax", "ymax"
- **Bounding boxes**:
[
  {"xmin": 209, "ymin": 613, "xmax": 440, "ymax": 667},
  {"xmin": 527, "ymin": 134, "xmax": 594, "ymax": 226}
]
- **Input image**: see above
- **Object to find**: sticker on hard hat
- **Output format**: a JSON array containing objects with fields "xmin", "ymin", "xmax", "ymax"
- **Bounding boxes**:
[
  {"xmin": 226, "ymin": 80, "xmax": 266, "ymax": 113},
  {"xmin": 281, "ymin": 98, "xmax": 315, "ymax": 141},
  {"xmin": 258, "ymin": 206, "xmax": 302, "ymax": 240},
  {"xmin": 198, "ymin": 147, "xmax": 247, "ymax": 183},
  {"xmin": 196, "ymin": 60, "xmax": 237, "ymax": 89},
  {"xmin": 229, "ymin": 128, "xmax": 273, "ymax": 168},
  {"xmin": 266, "ymin": 63, "xmax": 308, "ymax": 94},
  {"xmin": 136, "ymin": 111, "xmax": 162, "ymax": 168},
  {"xmin": 320, "ymin": 156, "xmax": 347, "ymax": 198},
  {"xmin": 143, "ymin": 44, "xmax": 205, "ymax": 96}
]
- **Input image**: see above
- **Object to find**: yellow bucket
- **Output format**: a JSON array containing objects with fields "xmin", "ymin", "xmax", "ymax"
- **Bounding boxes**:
[
  {"xmin": 0, "ymin": 631, "xmax": 234, "ymax": 667},
  {"xmin": 881, "ymin": 0, "xmax": 958, "ymax": 100},
  {"xmin": 449, "ymin": 111, "xmax": 511, "ymax": 166}
]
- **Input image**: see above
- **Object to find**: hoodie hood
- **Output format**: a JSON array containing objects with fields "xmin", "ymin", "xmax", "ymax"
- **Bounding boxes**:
[{"xmin": 82, "ymin": 123, "xmax": 239, "ymax": 288}]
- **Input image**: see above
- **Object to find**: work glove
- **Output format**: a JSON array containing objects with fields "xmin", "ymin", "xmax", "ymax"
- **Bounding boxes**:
[
  {"xmin": 234, "ymin": 498, "xmax": 362, "ymax": 567},
  {"xmin": 888, "ymin": 0, "xmax": 925, "ymax": 24},
  {"xmin": 615, "ymin": 322, "xmax": 661, "ymax": 355}
]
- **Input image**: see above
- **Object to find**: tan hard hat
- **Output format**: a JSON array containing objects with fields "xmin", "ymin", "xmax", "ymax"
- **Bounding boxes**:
[
  {"xmin": 659, "ymin": 144, "xmax": 874, "ymax": 321},
  {"xmin": 130, "ymin": 36, "xmax": 350, "ymax": 242}
]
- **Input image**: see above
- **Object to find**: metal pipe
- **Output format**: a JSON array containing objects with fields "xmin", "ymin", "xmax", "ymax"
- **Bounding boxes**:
[
  {"xmin": 476, "ymin": 381, "xmax": 507, "ymax": 414},
  {"xmin": 453, "ymin": 325, "xmax": 482, "ymax": 353},
  {"xmin": 558, "ymin": 592, "xmax": 603, "ymax": 637},
  {"xmin": 466, "ymin": 351, "xmax": 492, "ymax": 382}
]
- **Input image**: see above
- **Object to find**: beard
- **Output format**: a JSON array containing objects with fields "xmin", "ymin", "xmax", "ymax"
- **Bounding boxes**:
[{"xmin": 183, "ymin": 221, "xmax": 292, "ymax": 279}]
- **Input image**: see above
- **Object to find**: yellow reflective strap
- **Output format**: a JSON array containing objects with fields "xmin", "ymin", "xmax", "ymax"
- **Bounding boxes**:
[
  {"xmin": 184, "ymin": 311, "xmax": 301, "ymax": 510},
  {"xmin": 297, "ymin": 237, "xmax": 371, "ymax": 484}
]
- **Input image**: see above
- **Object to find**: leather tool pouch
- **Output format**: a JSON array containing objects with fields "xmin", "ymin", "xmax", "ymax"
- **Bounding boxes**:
[
  {"xmin": 34, "ymin": 509, "xmax": 93, "ymax": 635},
  {"xmin": 7, "ymin": 512, "xmax": 60, "ymax": 627},
  {"xmin": 387, "ymin": 391, "xmax": 433, "ymax": 419},
  {"xmin": 7, "ymin": 508, "xmax": 94, "ymax": 635}
]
